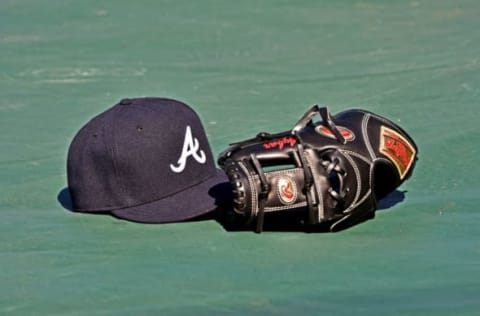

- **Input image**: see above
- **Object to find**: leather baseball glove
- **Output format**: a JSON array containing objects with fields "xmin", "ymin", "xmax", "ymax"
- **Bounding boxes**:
[{"xmin": 218, "ymin": 105, "xmax": 418, "ymax": 233}]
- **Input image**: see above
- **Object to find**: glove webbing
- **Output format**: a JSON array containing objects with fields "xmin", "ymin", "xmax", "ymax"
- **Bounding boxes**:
[
  {"xmin": 292, "ymin": 106, "xmax": 347, "ymax": 226},
  {"xmin": 294, "ymin": 141, "xmax": 318, "ymax": 226}
]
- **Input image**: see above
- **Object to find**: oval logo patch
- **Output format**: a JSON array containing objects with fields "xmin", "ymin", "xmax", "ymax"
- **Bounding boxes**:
[
  {"xmin": 276, "ymin": 176, "xmax": 297, "ymax": 205},
  {"xmin": 316, "ymin": 125, "xmax": 355, "ymax": 141}
]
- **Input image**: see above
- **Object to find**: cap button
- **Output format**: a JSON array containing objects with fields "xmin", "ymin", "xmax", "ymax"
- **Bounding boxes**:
[{"xmin": 119, "ymin": 98, "xmax": 132, "ymax": 105}]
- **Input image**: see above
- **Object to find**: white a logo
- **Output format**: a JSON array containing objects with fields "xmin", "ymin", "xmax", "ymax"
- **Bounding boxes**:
[{"xmin": 170, "ymin": 126, "xmax": 207, "ymax": 173}]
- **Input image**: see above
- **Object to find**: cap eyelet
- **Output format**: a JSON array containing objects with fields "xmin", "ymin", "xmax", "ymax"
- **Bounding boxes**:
[{"xmin": 119, "ymin": 98, "xmax": 132, "ymax": 105}]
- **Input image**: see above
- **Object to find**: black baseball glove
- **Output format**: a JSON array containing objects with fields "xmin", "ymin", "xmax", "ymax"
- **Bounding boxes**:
[{"xmin": 218, "ymin": 105, "xmax": 418, "ymax": 233}]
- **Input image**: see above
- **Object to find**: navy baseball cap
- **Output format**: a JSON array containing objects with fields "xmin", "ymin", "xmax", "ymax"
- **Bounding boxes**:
[{"xmin": 66, "ymin": 97, "xmax": 230, "ymax": 223}]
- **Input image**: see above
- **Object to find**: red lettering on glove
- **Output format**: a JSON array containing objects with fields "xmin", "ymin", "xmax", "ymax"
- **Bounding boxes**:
[{"xmin": 263, "ymin": 137, "xmax": 297, "ymax": 150}]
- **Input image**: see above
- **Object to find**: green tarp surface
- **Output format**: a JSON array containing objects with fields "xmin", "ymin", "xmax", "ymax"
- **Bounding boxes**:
[{"xmin": 1, "ymin": 1, "xmax": 479, "ymax": 315}]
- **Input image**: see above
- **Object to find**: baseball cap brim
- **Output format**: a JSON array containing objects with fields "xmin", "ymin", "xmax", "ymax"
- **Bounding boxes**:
[{"xmin": 110, "ymin": 169, "xmax": 231, "ymax": 223}]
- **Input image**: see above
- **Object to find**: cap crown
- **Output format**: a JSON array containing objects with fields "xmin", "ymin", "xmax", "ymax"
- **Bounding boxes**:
[{"xmin": 67, "ymin": 98, "xmax": 216, "ymax": 211}]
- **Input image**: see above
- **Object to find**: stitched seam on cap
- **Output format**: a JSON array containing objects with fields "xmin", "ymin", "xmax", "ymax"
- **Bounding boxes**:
[{"xmin": 110, "ymin": 105, "xmax": 125, "ymax": 198}]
